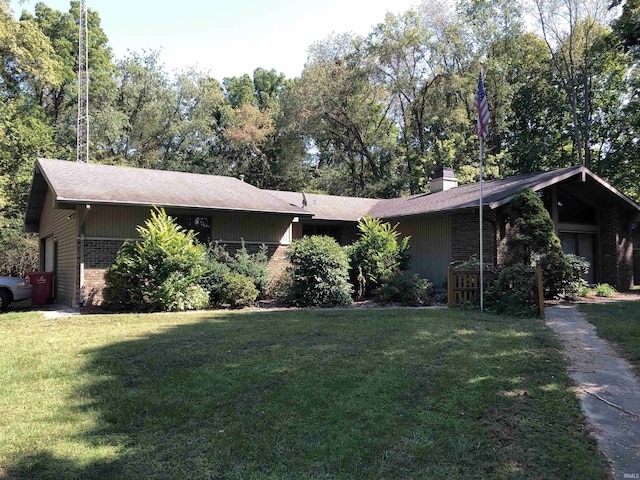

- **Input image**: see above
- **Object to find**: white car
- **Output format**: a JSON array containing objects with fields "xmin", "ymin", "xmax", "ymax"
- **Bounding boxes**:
[{"xmin": 0, "ymin": 276, "xmax": 33, "ymax": 312}]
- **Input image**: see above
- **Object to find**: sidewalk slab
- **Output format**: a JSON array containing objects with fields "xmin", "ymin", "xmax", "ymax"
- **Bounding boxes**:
[{"xmin": 547, "ymin": 304, "xmax": 640, "ymax": 480}]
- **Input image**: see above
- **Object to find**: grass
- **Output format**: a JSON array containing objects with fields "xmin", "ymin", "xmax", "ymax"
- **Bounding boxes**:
[
  {"xmin": 578, "ymin": 283, "xmax": 617, "ymax": 299},
  {"xmin": 0, "ymin": 307, "xmax": 609, "ymax": 479},
  {"xmin": 579, "ymin": 299, "xmax": 640, "ymax": 375}
]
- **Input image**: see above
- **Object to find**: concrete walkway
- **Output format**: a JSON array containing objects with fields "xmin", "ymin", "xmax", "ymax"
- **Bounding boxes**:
[{"xmin": 546, "ymin": 304, "xmax": 640, "ymax": 480}]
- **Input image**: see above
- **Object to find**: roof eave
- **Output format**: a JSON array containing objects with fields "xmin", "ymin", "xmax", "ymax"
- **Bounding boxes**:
[
  {"xmin": 488, "ymin": 166, "xmax": 640, "ymax": 212},
  {"xmin": 488, "ymin": 166, "xmax": 585, "ymax": 209},
  {"xmin": 53, "ymin": 198, "xmax": 314, "ymax": 218},
  {"xmin": 376, "ymin": 205, "xmax": 481, "ymax": 221},
  {"xmin": 23, "ymin": 161, "xmax": 50, "ymax": 233}
]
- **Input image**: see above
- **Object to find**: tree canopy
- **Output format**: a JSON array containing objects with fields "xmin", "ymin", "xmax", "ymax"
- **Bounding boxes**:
[{"xmin": 2, "ymin": 0, "xmax": 640, "ymax": 273}]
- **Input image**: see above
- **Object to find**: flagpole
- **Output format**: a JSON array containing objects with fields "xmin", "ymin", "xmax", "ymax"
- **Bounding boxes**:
[
  {"xmin": 474, "ymin": 67, "xmax": 488, "ymax": 312},
  {"xmin": 479, "ymin": 137, "xmax": 484, "ymax": 312}
]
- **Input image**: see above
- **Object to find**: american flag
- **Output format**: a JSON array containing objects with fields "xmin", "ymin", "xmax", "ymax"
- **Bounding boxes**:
[{"xmin": 473, "ymin": 70, "xmax": 489, "ymax": 140}]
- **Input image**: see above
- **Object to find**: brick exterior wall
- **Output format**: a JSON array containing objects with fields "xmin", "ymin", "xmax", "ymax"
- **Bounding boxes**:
[
  {"xmin": 81, "ymin": 239, "xmax": 124, "ymax": 306},
  {"xmin": 218, "ymin": 242, "xmax": 291, "ymax": 281},
  {"xmin": 450, "ymin": 209, "xmax": 498, "ymax": 265},
  {"xmin": 266, "ymin": 245, "xmax": 291, "ymax": 280},
  {"xmin": 600, "ymin": 208, "xmax": 634, "ymax": 291},
  {"xmin": 218, "ymin": 242, "xmax": 292, "ymax": 293}
]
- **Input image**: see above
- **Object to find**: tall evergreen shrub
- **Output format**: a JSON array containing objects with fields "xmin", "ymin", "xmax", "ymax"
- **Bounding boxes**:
[{"xmin": 503, "ymin": 188, "xmax": 571, "ymax": 298}]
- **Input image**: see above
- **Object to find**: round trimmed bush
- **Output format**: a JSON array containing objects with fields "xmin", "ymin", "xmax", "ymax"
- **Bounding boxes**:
[
  {"xmin": 220, "ymin": 272, "xmax": 259, "ymax": 308},
  {"xmin": 285, "ymin": 235, "xmax": 353, "ymax": 307}
]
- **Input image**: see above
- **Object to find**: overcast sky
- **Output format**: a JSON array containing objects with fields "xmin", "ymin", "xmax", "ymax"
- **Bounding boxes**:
[{"xmin": 10, "ymin": 0, "xmax": 419, "ymax": 79}]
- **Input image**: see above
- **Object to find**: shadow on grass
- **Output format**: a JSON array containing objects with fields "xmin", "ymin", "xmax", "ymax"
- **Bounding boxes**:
[{"xmin": 4, "ymin": 309, "xmax": 611, "ymax": 480}]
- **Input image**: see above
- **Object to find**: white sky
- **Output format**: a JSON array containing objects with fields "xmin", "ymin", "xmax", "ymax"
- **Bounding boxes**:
[{"xmin": 10, "ymin": 0, "xmax": 419, "ymax": 79}]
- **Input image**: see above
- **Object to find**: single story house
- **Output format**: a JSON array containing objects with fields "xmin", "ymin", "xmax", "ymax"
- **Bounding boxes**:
[{"xmin": 25, "ymin": 159, "xmax": 640, "ymax": 308}]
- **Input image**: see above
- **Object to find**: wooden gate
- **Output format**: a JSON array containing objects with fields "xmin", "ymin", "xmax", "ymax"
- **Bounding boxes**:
[
  {"xmin": 447, "ymin": 267, "xmax": 545, "ymax": 317},
  {"xmin": 448, "ymin": 269, "xmax": 481, "ymax": 306}
]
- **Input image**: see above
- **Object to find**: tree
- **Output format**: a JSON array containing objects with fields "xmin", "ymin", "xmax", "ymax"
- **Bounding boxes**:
[
  {"xmin": 504, "ymin": 32, "xmax": 573, "ymax": 174},
  {"xmin": 289, "ymin": 33, "xmax": 400, "ymax": 197},
  {"xmin": 222, "ymin": 102, "xmax": 276, "ymax": 186},
  {"xmin": 220, "ymin": 69, "xmax": 308, "ymax": 189},
  {"xmin": 0, "ymin": 0, "xmax": 62, "ymax": 99},
  {"xmin": 531, "ymin": 0, "xmax": 618, "ymax": 167},
  {"xmin": 98, "ymin": 51, "xmax": 173, "ymax": 168},
  {"xmin": 223, "ymin": 74, "xmax": 255, "ymax": 107},
  {"xmin": 0, "ymin": 1, "xmax": 62, "ymax": 275},
  {"xmin": 23, "ymin": 1, "xmax": 115, "ymax": 156},
  {"xmin": 154, "ymin": 70, "xmax": 227, "ymax": 174},
  {"xmin": 366, "ymin": 5, "xmax": 450, "ymax": 194},
  {"xmin": 611, "ymin": 0, "xmax": 640, "ymax": 50}
]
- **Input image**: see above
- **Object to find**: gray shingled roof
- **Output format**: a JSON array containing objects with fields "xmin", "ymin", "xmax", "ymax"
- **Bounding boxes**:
[
  {"xmin": 370, "ymin": 165, "xmax": 640, "ymax": 218},
  {"xmin": 271, "ymin": 166, "xmax": 618, "ymax": 221},
  {"xmin": 26, "ymin": 160, "xmax": 640, "ymax": 234},
  {"xmin": 267, "ymin": 190, "xmax": 379, "ymax": 222},
  {"xmin": 29, "ymin": 158, "xmax": 311, "ymax": 216}
]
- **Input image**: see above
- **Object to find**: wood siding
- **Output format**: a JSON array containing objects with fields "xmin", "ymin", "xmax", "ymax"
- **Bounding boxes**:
[
  {"xmin": 210, "ymin": 211, "xmax": 293, "ymax": 244},
  {"xmin": 82, "ymin": 205, "xmax": 149, "ymax": 238},
  {"xmin": 39, "ymin": 190, "xmax": 78, "ymax": 307},
  {"xmin": 82, "ymin": 207, "xmax": 294, "ymax": 245},
  {"xmin": 396, "ymin": 215, "xmax": 452, "ymax": 288}
]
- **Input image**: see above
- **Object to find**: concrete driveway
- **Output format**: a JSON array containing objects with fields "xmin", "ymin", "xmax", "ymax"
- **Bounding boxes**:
[{"xmin": 546, "ymin": 304, "xmax": 640, "ymax": 480}]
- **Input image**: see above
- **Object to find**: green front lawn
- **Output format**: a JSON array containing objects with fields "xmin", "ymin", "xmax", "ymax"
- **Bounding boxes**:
[
  {"xmin": 579, "ymin": 300, "xmax": 640, "ymax": 376},
  {"xmin": 1, "ymin": 308, "xmax": 609, "ymax": 479}
]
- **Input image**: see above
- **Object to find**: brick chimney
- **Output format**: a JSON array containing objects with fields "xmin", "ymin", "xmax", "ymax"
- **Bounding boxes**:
[{"xmin": 430, "ymin": 167, "xmax": 458, "ymax": 193}]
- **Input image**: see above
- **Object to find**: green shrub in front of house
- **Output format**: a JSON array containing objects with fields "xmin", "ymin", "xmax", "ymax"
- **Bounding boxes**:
[
  {"xmin": 375, "ymin": 271, "xmax": 433, "ymax": 306},
  {"xmin": 103, "ymin": 208, "xmax": 209, "ymax": 312},
  {"xmin": 348, "ymin": 215, "xmax": 410, "ymax": 298},
  {"xmin": 484, "ymin": 264, "xmax": 540, "ymax": 317},
  {"xmin": 219, "ymin": 272, "xmax": 259, "ymax": 308},
  {"xmin": 207, "ymin": 242, "xmax": 269, "ymax": 298},
  {"xmin": 0, "ymin": 217, "xmax": 38, "ymax": 277},
  {"xmin": 200, "ymin": 252, "xmax": 231, "ymax": 305},
  {"xmin": 577, "ymin": 283, "xmax": 616, "ymax": 298},
  {"xmin": 563, "ymin": 254, "xmax": 591, "ymax": 299},
  {"xmin": 481, "ymin": 188, "xmax": 573, "ymax": 316},
  {"xmin": 285, "ymin": 235, "xmax": 353, "ymax": 307},
  {"xmin": 594, "ymin": 283, "xmax": 616, "ymax": 297}
]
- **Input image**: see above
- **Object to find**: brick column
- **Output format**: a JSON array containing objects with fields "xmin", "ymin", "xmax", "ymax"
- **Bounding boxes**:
[
  {"xmin": 218, "ymin": 242, "xmax": 291, "ymax": 283},
  {"xmin": 82, "ymin": 239, "xmax": 125, "ymax": 306},
  {"xmin": 451, "ymin": 209, "xmax": 497, "ymax": 265},
  {"xmin": 266, "ymin": 245, "xmax": 291, "ymax": 282}
]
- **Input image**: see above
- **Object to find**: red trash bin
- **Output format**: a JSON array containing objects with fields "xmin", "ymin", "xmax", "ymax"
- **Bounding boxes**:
[{"xmin": 27, "ymin": 272, "xmax": 55, "ymax": 305}]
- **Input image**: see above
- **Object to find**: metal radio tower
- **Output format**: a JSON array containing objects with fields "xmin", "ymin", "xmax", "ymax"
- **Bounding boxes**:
[{"xmin": 76, "ymin": 0, "xmax": 89, "ymax": 163}]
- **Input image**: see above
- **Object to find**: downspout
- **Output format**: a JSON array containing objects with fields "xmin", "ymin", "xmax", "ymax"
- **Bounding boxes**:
[
  {"xmin": 79, "ymin": 232, "xmax": 85, "ymax": 307},
  {"xmin": 489, "ymin": 216, "xmax": 498, "ymax": 267},
  {"xmin": 79, "ymin": 205, "xmax": 90, "ymax": 307},
  {"xmin": 551, "ymin": 186, "xmax": 559, "ymax": 235}
]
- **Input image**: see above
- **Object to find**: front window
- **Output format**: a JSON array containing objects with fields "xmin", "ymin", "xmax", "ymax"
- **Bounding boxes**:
[
  {"xmin": 174, "ymin": 215, "xmax": 211, "ymax": 243},
  {"xmin": 302, "ymin": 224, "xmax": 343, "ymax": 244}
]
